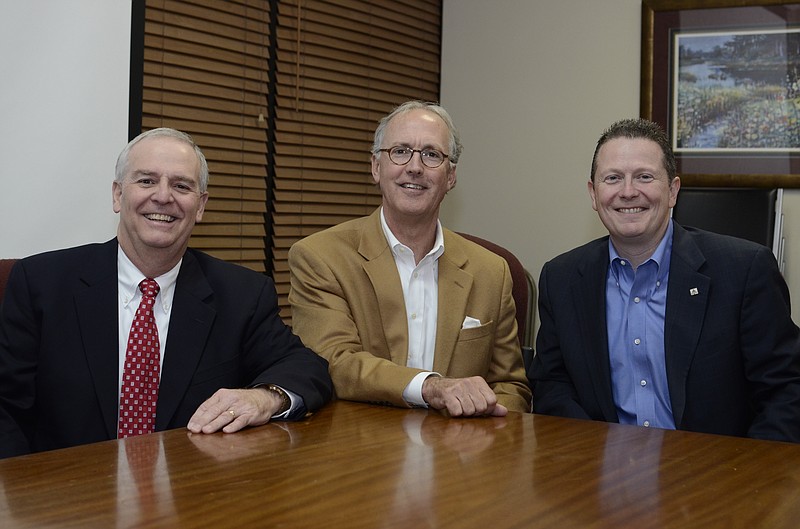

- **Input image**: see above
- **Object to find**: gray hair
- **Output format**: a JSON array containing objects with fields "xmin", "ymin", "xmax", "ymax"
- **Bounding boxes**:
[
  {"xmin": 115, "ymin": 127, "xmax": 209, "ymax": 192},
  {"xmin": 371, "ymin": 100, "xmax": 463, "ymax": 168},
  {"xmin": 590, "ymin": 118, "xmax": 676, "ymax": 182}
]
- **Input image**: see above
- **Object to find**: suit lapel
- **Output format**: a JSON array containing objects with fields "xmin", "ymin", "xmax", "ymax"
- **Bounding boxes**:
[
  {"xmin": 433, "ymin": 234, "xmax": 472, "ymax": 375},
  {"xmin": 156, "ymin": 250, "xmax": 216, "ymax": 430},
  {"xmin": 74, "ymin": 240, "xmax": 123, "ymax": 439},
  {"xmin": 72, "ymin": 242, "xmax": 218, "ymax": 434},
  {"xmin": 664, "ymin": 224, "xmax": 710, "ymax": 427},
  {"xmin": 360, "ymin": 210, "xmax": 409, "ymax": 365},
  {"xmin": 573, "ymin": 240, "xmax": 618, "ymax": 421}
]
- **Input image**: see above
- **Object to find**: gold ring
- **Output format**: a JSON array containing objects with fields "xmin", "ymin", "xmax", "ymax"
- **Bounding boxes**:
[{"xmin": 227, "ymin": 409, "xmax": 236, "ymax": 418}]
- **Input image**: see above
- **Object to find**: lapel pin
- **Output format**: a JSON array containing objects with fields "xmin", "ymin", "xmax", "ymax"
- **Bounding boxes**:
[{"xmin": 690, "ymin": 287, "xmax": 699, "ymax": 296}]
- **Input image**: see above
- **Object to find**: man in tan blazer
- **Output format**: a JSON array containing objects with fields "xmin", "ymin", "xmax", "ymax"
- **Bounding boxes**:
[{"xmin": 288, "ymin": 101, "xmax": 531, "ymax": 416}]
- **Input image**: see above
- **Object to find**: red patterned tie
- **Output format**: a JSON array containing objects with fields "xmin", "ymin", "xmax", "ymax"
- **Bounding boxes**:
[{"xmin": 118, "ymin": 278, "xmax": 161, "ymax": 439}]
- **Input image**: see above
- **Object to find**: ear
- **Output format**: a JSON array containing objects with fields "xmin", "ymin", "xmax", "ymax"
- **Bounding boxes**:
[
  {"xmin": 371, "ymin": 154, "xmax": 381, "ymax": 185},
  {"xmin": 668, "ymin": 176, "xmax": 681, "ymax": 208},
  {"xmin": 446, "ymin": 165, "xmax": 457, "ymax": 191},
  {"xmin": 112, "ymin": 181, "xmax": 122, "ymax": 213},
  {"xmin": 195, "ymin": 192, "xmax": 209, "ymax": 222},
  {"xmin": 587, "ymin": 179, "xmax": 598, "ymax": 212}
]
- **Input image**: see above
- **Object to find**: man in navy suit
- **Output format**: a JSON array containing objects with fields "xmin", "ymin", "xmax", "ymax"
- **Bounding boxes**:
[
  {"xmin": 530, "ymin": 118, "xmax": 800, "ymax": 442},
  {"xmin": 0, "ymin": 128, "xmax": 333, "ymax": 458}
]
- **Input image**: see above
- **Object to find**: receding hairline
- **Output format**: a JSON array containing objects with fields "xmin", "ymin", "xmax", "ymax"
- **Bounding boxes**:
[{"xmin": 115, "ymin": 127, "xmax": 209, "ymax": 192}]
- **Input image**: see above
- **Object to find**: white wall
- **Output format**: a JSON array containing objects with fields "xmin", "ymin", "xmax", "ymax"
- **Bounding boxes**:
[
  {"xmin": 440, "ymin": 0, "xmax": 800, "ymax": 322},
  {"xmin": 0, "ymin": 1, "xmax": 130, "ymax": 258}
]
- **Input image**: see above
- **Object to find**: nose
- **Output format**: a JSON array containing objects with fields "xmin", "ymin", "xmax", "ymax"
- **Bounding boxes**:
[
  {"xmin": 620, "ymin": 176, "xmax": 639, "ymax": 198},
  {"xmin": 405, "ymin": 150, "xmax": 425, "ymax": 174},
  {"xmin": 151, "ymin": 179, "xmax": 175, "ymax": 203}
]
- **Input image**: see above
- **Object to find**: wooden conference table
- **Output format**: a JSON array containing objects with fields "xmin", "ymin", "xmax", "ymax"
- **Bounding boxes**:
[{"xmin": 0, "ymin": 401, "xmax": 798, "ymax": 528}]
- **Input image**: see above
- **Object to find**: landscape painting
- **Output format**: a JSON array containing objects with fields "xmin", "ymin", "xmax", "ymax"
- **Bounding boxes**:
[{"xmin": 673, "ymin": 28, "xmax": 800, "ymax": 152}]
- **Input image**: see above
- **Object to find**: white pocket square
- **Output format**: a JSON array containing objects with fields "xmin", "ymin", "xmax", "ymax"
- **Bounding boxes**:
[{"xmin": 461, "ymin": 316, "xmax": 482, "ymax": 329}]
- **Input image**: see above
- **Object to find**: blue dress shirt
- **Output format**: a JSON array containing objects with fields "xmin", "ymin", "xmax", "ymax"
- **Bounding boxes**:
[{"xmin": 606, "ymin": 221, "xmax": 676, "ymax": 429}]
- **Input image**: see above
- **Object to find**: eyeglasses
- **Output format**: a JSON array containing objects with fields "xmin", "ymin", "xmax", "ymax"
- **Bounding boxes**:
[{"xmin": 378, "ymin": 146, "xmax": 450, "ymax": 169}]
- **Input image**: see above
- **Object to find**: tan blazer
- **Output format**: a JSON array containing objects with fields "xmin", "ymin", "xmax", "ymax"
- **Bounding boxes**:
[{"xmin": 288, "ymin": 209, "xmax": 531, "ymax": 412}]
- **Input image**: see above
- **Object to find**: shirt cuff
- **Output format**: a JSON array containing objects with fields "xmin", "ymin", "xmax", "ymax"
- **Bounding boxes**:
[
  {"xmin": 272, "ymin": 386, "xmax": 302, "ymax": 419},
  {"xmin": 403, "ymin": 372, "xmax": 440, "ymax": 407}
]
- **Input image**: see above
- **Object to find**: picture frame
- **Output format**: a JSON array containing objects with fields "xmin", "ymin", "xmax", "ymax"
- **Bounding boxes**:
[{"xmin": 641, "ymin": 0, "xmax": 800, "ymax": 187}]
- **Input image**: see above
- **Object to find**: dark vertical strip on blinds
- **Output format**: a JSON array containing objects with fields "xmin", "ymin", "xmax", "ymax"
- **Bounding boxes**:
[
  {"xmin": 129, "ymin": 0, "xmax": 146, "ymax": 141},
  {"xmin": 265, "ymin": 0, "xmax": 280, "ymax": 276}
]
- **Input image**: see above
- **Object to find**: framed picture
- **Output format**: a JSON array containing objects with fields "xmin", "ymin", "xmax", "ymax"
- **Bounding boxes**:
[{"xmin": 642, "ymin": 0, "xmax": 800, "ymax": 187}]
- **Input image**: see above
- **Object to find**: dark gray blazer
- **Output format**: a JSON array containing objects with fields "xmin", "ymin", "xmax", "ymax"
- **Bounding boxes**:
[
  {"xmin": 531, "ymin": 223, "xmax": 800, "ymax": 442},
  {"xmin": 0, "ymin": 239, "xmax": 333, "ymax": 458}
]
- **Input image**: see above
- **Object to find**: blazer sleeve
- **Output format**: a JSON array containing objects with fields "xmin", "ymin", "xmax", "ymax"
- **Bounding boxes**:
[
  {"xmin": 288, "ymin": 240, "xmax": 424, "ymax": 408},
  {"xmin": 739, "ymin": 246, "xmax": 800, "ymax": 442},
  {"xmin": 0, "ymin": 262, "xmax": 38, "ymax": 457},
  {"xmin": 530, "ymin": 261, "xmax": 594, "ymax": 420},
  {"xmin": 227, "ymin": 273, "xmax": 334, "ymax": 420}
]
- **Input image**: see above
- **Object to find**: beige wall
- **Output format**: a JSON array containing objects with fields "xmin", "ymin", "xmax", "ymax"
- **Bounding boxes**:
[{"xmin": 439, "ymin": 0, "xmax": 800, "ymax": 322}]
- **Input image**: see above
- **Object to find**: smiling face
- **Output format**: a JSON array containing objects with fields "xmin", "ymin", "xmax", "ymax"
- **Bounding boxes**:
[
  {"xmin": 588, "ymin": 137, "xmax": 680, "ymax": 258},
  {"xmin": 371, "ymin": 108, "xmax": 457, "ymax": 230},
  {"xmin": 113, "ymin": 135, "xmax": 208, "ymax": 273}
]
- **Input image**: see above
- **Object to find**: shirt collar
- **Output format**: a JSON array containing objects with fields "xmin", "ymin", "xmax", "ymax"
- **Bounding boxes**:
[
  {"xmin": 608, "ymin": 219, "xmax": 674, "ymax": 279},
  {"xmin": 117, "ymin": 245, "xmax": 181, "ymax": 313},
  {"xmin": 379, "ymin": 207, "xmax": 445, "ymax": 263}
]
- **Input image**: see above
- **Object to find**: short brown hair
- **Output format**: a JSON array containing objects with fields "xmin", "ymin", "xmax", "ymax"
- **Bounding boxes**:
[{"xmin": 590, "ymin": 118, "xmax": 676, "ymax": 182}]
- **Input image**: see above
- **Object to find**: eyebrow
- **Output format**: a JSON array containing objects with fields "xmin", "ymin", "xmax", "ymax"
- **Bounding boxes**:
[{"xmin": 130, "ymin": 170, "xmax": 199, "ymax": 187}]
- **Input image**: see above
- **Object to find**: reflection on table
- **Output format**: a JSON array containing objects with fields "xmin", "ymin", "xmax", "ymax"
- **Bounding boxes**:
[{"xmin": 0, "ymin": 400, "xmax": 798, "ymax": 528}]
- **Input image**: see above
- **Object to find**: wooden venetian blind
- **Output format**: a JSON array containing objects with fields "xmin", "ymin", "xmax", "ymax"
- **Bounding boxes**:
[
  {"xmin": 143, "ymin": 0, "xmax": 270, "ymax": 271},
  {"xmin": 140, "ymin": 0, "xmax": 441, "ymax": 323},
  {"xmin": 271, "ymin": 0, "xmax": 441, "ymax": 322}
]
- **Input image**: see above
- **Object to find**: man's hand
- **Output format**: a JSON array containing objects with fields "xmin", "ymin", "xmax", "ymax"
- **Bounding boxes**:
[
  {"xmin": 187, "ymin": 387, "xmax": 283, "ymax": 434},
  {"xmin": 421, "ymin": 376, "xmax": 508, "ymax": 417}
]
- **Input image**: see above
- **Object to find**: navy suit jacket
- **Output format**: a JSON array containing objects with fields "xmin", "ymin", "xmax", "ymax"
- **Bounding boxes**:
[
  {"xmin": 0, "ymin": 239, "xmax": 333, "ymax": 458},
  {"xmin": 531, "ymin": 223, "xmax": 800, "ymax": 442}
]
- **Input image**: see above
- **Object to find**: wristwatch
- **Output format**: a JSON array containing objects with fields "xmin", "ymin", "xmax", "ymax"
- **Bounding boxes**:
[{"xmin": 266, "ymin": 384, "xmax": 291, "ymax": 415}]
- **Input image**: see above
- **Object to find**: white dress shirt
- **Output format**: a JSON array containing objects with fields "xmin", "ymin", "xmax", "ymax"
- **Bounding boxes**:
[{"xmin": 380, "ymin": 208, "xmax": 445, "ymax": 406}]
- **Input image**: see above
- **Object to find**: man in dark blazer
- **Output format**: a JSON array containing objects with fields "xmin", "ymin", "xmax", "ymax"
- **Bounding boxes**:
[
  {"xmin": 530, "ymin": 118, "xmax": 800, "ymax": 442},
  {"xmin": 0, "ymin": 128, "xmax": 333, "ymax": 458}
]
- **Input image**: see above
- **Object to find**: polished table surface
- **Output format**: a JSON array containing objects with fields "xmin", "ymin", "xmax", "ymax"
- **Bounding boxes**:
[{"xmin": 1, "ymin": 400, "xmax": 799, "ymax": 528}]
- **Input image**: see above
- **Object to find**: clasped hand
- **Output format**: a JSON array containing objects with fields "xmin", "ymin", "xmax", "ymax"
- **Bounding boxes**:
[
  {"xmin": 422, "ymin": 376, "xmax": 508, "ymax": 417},
  {"xmin": 187, "ymin": 387, "xmax": 282, "ymax": 434}
]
